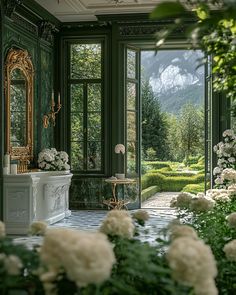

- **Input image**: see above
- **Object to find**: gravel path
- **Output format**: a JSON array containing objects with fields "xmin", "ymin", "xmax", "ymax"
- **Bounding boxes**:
[{"xmin": 142, "ymin": 192, "xmax": 179, "ymax": 208}]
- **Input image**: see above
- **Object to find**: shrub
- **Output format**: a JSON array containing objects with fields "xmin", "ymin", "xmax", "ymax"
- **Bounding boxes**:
[
  {"xmin": 141, "ymin": 185, "xmax": 161, "ymax": 202},
  {"xmin": 190, "ymin": 163, "xmax": 204, "ymax": 171},
  {"xmin": 183, "ymin": 155, "xmax": 200, "ymax": 166},
  {"xmin": 142, "ymin": 172, "xmax": 205, "ymax": 192},
  {"xmin": 144, "ymin": 161, "xmax": 171, "ymax": 170},
  {"xmin": 182, "ymin": 183, "xmax": 205, "ymax": 194}
]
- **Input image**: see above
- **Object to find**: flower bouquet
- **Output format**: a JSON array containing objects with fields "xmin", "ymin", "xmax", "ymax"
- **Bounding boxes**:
[{"xmin": 38, "ymin": 148, "xmax": 70, "ymax": 171}]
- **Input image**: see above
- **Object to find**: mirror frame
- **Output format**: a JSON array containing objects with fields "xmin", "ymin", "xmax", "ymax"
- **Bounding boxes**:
[{"xmin": 5, "ymin": 48, "xmax": 34, "ymax": 161}]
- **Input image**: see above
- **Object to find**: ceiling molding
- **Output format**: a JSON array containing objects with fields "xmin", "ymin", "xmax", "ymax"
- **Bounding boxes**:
[{"xmin": 35, "ymin": 0, "xmax": 162, "ymax": 22}]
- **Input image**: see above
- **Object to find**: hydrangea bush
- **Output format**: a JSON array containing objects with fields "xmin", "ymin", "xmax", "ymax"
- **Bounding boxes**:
[
  {"xmin": 213, "ymin": 129, "xmax": 236, "ymax": 188},
  {"xmin": 38, "ymin": 148, "xmax": 70, "ymax": 171}
]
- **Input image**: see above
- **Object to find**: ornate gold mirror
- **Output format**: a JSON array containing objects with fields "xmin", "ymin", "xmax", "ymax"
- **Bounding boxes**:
[{"xmin": 5, "ymin": 48, "xmax": 34, "ymax": 163}]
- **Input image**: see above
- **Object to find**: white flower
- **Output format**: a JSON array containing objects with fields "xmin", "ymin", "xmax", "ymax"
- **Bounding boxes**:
[
  {"xmin": 4, "ymin": 255, "xmax": 23, "ymax": 275},
  {"xmin": 100, "ymin": 210, "xmax": 134, "ymax": 239},
  {"xmin": 223, "ymin": 240, "xmax": 236, "ymax": 262},
  {"xmin": 226, "ymin": 213, "xmax": 236, "ymax": 229},
  {"xmin": 132, "ymin": 210, "xmax": 149, "ymax": 222},
  {"xmin": 38, "ymin": 148, "xmax": 70, "ymax": 171},
  {"xmin": 0, "ymin": 221, "xmax": 5, "ymax": 238},
  {"xmin": 170, "ymin": 225, "xmax": 198, "ymax": 241},
  {"xmin": 213, "ymin": 167, "xmax": 221, "ymax": 175},
  {"xmin": 190, "ymin": 197, "xmax": 215, "ymax": 212},
  {"xmin": 29, "ymin": 221, "xmax": 48, "ymax": 236},
  {"xmin": 221, "ymin": 168, "xmax": 236, "ymax": 181},
  {"xmin": 223, "ymin": 129, "xmax": 234, "ymax": 137},
  {"xmin": 40, "ymin": 228, "xmax": 116, "ymax": 288},
  {"xmin": 174, "ymin": 192, "xmax": 193, "ymax": 209},
  {"xmin": 194, "ymin": 279, "xmax": 218, "ymax": 295},
  {"xmin": 215, "ymin": 177, "xmax": 223, "ymax": 185},
  {"xmin": 114, "ymin": 144, "xmax": 125, "ymax": 154},
  {"xmin": 167, "ymin": 237, "xmax": 217, "ymax": 291},
  {"xmin": 228, "ymin": 157, "xmax": 236, "ymax": 163}
]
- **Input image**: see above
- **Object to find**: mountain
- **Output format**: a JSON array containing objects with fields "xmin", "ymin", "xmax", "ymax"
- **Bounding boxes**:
[{"xmin": 141, "ymin": 50, "xmax": 205, "ymax": 115}]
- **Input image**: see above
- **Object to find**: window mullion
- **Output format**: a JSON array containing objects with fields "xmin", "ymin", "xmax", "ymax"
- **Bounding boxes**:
[{"xmin": 83, "ymin": 82, "xmax": 88, "ymax": 171}]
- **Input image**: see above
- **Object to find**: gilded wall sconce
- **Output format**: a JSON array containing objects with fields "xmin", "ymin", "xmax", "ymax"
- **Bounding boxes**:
[{"xmin": 43, "ymin": 92, "xmax": 61, "ymax": 128}]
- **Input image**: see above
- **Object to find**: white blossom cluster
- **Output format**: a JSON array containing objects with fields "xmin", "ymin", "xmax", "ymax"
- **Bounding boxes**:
[
  {"xmin": 170, "ymin": 192, "xmax": 215, "ymax": 212},
  {"xmin": 40, "ymin": 228, "xmax": 115, "ymax": 293},
  {"xmin": 0, "ymin": 220, "xmax": 5, "ymax": 238},
  {"xmin": 167, "ymin": 226, "xmax": 218, "ymax": 295},
  {"xmin": 29, "ymin": 221, "xmax": 48, "ymax": 236},
  {"xmin": 38, "ymin": 148, "xmax": 70, "ymax": 171},
  {"xmin": 114, "ymin": 144, "xmax": 125, "ymax": 154},
  {"xmin": 0, "ymin": 253, "xmax": 23, "ymax": 275},
  {"xmin": 100, "ymin": 210, "xmax": 135, "ymax": 239},
  {"xmin": 213, "ymin": 129, "xmax": 236, "ymax": 187},
  {"xmin": 132, "ymin": 210, "xmax": 150, "ymax": 222}
]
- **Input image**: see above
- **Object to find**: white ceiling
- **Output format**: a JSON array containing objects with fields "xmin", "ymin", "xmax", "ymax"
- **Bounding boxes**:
[{"xmin": 35, "ymin": 0, "xmax": 163, "ymax": 22}]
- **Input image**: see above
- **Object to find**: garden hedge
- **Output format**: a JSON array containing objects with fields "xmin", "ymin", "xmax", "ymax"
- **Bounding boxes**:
[
  {"xmin": 142, "ymin": 172, "xmax": 205, "ymax": 192},
  {"xmin": 181, "ymin": 183, "xmax": 205, "ymax": 194},
  {"xmin": 141, "ymin": 185, "xmax": 161, "ymax": 202}
]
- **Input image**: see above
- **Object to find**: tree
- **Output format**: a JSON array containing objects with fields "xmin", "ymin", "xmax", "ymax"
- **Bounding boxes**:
[
  {"xmin": 141, "ymin": 80, "xmax": 170, "ymax": 160},
  {"xmin": 178, "ymin": 103, "xmax": 204, "ymax": 162}
]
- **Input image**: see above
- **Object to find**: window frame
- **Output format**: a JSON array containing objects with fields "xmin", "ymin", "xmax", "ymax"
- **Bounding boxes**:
[{"xmin": 65, "ymin": 38, "xmax": 108, "ymax": 176}]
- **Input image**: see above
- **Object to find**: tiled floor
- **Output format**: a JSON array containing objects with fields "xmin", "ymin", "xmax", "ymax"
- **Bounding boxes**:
[{"xmin": 14, "ymin": 208, "xmax": 177, "ymax": 248}]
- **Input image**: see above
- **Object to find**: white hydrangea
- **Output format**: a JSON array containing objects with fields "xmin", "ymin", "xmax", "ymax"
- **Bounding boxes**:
[
  {"xmin": 226, "ymin": 213, "xmax": 236, "ymax": 229},
  {"xmin": 221, "ymin": 168, "xmax": 236, "ymax": 181},
  {"xmin": 0, "ymin": 221, "xmax": 5, "ymax": 238},
  {"xmin": 38, "ymin": 148, "xmax": 70, "ymax": 171},
  {"xmin": 29, "ymin": 221, "xmax": 48, "ymax": 236},
  {"xmin": 170, "ymin": 225, "xmax": 198, "ymax": 241},
  {"xmin": 213, "ymin": 167, "xmax": 222, "ymax": 175},
  {"xmin": 132, "ymin": 210, "xmax": 149, "ymax": 222},
  {"xmin": 173, "ymin": 192, "xmax": 194, "ymax": 209},
  {"xmin": 2, "ymin": 254, "xmax": 23, "ymax": 275},
  {"xmin": 190, "ymin": 197, "xmax": 215, "ymax": 212},
  {"xmin": 100, "ymin": 210, "xmax": 134, "ymax": 239},
  {"xmin": 114, "ymin": 144, "xmax": 125, "ymax": 154},
  {"xmin": 194, "ymin": 279, "xmax": 218, "ymax": 295},
  {"xmin": 167, "ymin": 237, "xmax": 217, "ymax": 294},
  {"xmin": 223, "ymin": 129, "xmax": 235, "ymax": 137},
  {"xmin": 40, "ymin": 228, "xmax": 116, "ymax": 288},
  {"xmin": 223, "ymin": 240, "xmax": 236, "ymax": 262}
]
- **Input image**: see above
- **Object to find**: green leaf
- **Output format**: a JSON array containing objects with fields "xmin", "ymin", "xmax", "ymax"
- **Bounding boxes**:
[{"xmin": 150, "ymin": 2, "xmax": 186, "ymax": 19}]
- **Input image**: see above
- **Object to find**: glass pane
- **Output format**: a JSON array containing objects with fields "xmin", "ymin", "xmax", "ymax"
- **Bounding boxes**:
[
  {"xmin": 127, "ymin": 82, "xmax": 136, "ymax": 110},
  {"xmin": 11, "ymin": 68, "xmax": 25, "ymax": 80},
  {"xmin": 127, "ymin": 142, "xmax": 137, "ymax": 176},
  {"xmin": 10, "ymin": 84, "xmax": 26, "ymax": 112},
  {"xmin": 88, "ymin": 113, "xmax": 101, "ymax": 141},
  {"xmin": 71, "ymin": 84, "xmax": 83, "ymax": 112},
  {"xmin": 127, "ymin": 111, "xmax": 136, "ymax": 141},
  {"xmin": 11, "ymin": 113, "xmax": 26, "ymax": 146},
  {"xmin": 71, "ymin": 44, "xmax": 101, "ymax": 79},
  {"xmin": 71, "ymin": 113, "xmax": 83, "ymax": 141},
  {"xmin": 88, "ymin": 83, "xmax": 101, "ymax": 111},
  {"xmin": 71, "ymin": 141, "xmax": 83, "ymax": 170},
  {"xmin": 87, "ymin": 141, "xmax": 101, "ymax": 170},
  {"xmin": 127, "ymin": 49, "xmax": 136, "ymax": 79}
]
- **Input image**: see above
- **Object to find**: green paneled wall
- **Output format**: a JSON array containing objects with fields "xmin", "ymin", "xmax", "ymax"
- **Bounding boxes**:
[{"xmin": 2, "ymin": 14, "xmax": 55, "ymax": 166}]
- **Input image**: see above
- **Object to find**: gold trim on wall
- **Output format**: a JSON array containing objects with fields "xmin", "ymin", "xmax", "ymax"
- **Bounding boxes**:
[{"xmin": 5, "ymin": 48, "xmax": 34, "ymax": 162}]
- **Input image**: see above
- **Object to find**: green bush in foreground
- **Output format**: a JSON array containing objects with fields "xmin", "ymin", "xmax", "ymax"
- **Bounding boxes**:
[{"xmin": 179, "ymin": 200, "xmax": 236, "ymax": 294}]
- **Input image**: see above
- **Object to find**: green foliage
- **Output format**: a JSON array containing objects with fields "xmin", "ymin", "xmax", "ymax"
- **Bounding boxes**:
[
  {"xmin": 145, "ymin": 147, "xmax": 157, "ymax": 161},
  {"xmin": 180, "ymin": 200, "xmax": 236, "ymax": 294},
  {"xmin": 150, "ymin": 1, "xmax": 186, "ymax": 19},
  {"xmin": 183, "ymin": 155, "xmax": 200, "ymax": 166},
  {"xmin": 0, "ymin": 238, "xmax": 43, "ymax": 294},
  {"xmin": 141, "ymin": 185, "xmax": 161, "ymax": 201},
  {"xmin": 190, "ymin": 163, "xmax": 205, "ymax": 171},
  {"xmin": 182, "ymin": 182, "xmax": 205, "ymax": 194},
  {"xmin": 142, "ymin": 80, "xmax": 170, "ymax": 160},
  {"xmin": 87, "ymin": 237, "xmax": 190, "ymax": 295},
  {"xmin": 144, "ymin": 161, "xmax": 171, "ymax": 170},
  {"xmin": 142, "ymin": 172, "xmax": 204, "ymax": 191}
]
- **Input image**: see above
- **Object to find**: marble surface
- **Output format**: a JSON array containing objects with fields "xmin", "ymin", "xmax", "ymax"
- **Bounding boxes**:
[{"xmin": 13, "ymin": 209, "xmax": 177, "ymax": 248}]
